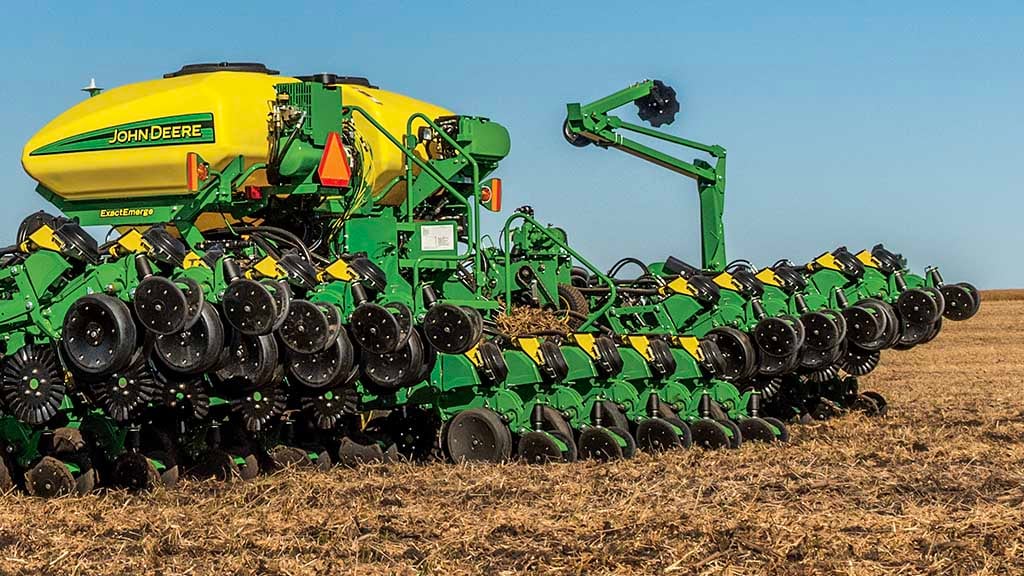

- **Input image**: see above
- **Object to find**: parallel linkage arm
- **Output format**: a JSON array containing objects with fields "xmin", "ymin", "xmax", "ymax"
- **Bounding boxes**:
[{"xmin": 564, "ymin": 80, "xmax": 729, "ymax": 272}]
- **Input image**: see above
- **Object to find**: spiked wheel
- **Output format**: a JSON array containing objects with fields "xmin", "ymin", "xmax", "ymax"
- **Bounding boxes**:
[
  {"xmin": 361, "ymin": 330, "xmax": 425, "ymax": 391},
  {"xmin": 301, "ymin": 386, "xmax": 358, "ymax": 429},
  {"xmin": 423, "ymin": 303, "xmax": 481, "ymax": 354},
  {"xmin": 706, "ymin": 326, "xmax": 757, "ymax": 381},
  {"xmin": 63, "ymin": 294, "xmax": 137, "ymax": 375},
  {"xmin": 25, "ymin": 456, "xmax": 75, "ymax": 498},
  {"xmin": 840, "ymin": 345, "xmax": 881, "ymax": 376},
  {"xmin": 222, "ymin": 279, "xmax": 279, "ymax": 335},
  {"xmin": 153, "ymin": 302, "xmax": 225, "ymax": 375},
  {"xmin": 288, "ymin": 328, "xmax": 355, "ymax": 390},
  {"xmin": 278, "ymin": 300, "xmax": 337, "ymax": 354},
  {"xmin": 806, "ymin": 362, "xmax": 841, "ymax": 383},
  {"xmin": 134, "ymin": 276, "xmax": 190, "ymax": 335},
  {"xmin": 231, "ymin": 384, "xmax": 287, "ymax": 432},
  {"xmin": 349, "ymin": 302, "xmax": 403, "ymax": 354},
  {"xmin": 155, "ymin": 370, "xmax": 210, "ymax": 419},
  {"xmin": 85, "ymin": 355, "xmax": 161, "ymax": 422},
  {"xmin": 738, "ymin": 417, "xmax": 778, "ymax": 443},
  {"xmin": 518, "ymin": 431, "xmax": 563, "ymax": 464},
  {"xmin": 110, "ymin": 452, "xmax": 161, "ymax": 492},
  {"xmin": 635, "ymin": 79, "xmax": 680, "ymax": 127},
  {"xmin": 445, "ymin": 408, "xmax": 512, "ymax": 463},
  {"xmin": 1, "ymin": 344, "xmax": 65, "ymax": 425},
  {"xmin": 635, "ymin": 417, "xmax": 682, "ymax": 453}
]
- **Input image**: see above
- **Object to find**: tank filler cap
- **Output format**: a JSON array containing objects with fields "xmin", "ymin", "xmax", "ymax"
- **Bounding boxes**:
[
  {"xmin": 164, "ymin": 62, "xmax": 280, "ymax": 78},
  {"xmin": 295, "ymin": 73, "xmax": 378, "ymax": 89}
]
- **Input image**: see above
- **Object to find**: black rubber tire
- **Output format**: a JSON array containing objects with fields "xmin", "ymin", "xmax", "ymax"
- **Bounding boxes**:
[
  {"xmin": 62, "ymin": 294, "xmax": 137, "ymax": 376},
  {"xmin": 690, "ymin": 419, "xmax": 730, "ymax": 449},
  {"xmin": 761, "ymin": 416, "xmax": 790, "ymax": 442},
  {"xmin": 556, "ymin": 284, "xmax": 589, "ymax": 329},
  {"xmin": 635, "ymin": 417, "xmax": 682, "ymax": 453},
  {"xmin": 717, "ymin": 419, "xmax": 743, "ymax": 449}
]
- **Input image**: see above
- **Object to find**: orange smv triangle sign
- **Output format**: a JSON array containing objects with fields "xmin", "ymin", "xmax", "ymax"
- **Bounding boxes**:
[{"xmin": 318, "ymin": 131, "xmax": 351, "ymax": 188}]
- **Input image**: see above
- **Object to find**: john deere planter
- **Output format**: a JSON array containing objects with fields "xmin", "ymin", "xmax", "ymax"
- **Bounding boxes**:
[{"xmin": 0, "ymin": 63, "xmax": 977, "ymax": 495}]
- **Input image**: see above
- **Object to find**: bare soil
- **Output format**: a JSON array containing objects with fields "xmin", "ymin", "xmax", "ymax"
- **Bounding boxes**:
[{"xmin": 0, "ymin": 291, "xmax": 1021, "ymax": 576}]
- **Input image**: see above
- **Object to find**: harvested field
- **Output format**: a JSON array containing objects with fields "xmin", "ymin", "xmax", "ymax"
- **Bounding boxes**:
[{"xmin": 0, "ymin": 291, "xmax": 1021, "ymax": 576}]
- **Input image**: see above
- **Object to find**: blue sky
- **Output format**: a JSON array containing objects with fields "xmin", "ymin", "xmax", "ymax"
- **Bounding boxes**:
[{"xmin": 1, "ymin": 2, "xmax": 1020, "ymax": 287}]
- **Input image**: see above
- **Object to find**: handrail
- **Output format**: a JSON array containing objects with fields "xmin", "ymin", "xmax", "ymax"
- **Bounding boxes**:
[
  {"xmin": 344, "ymin": 106, "xmax": 482, "ymax": 297},
  {"xmin": 501, "ymin": 212, "xmax": 616, "ymax": 331},
  {"xmin": 405, "ymin": 112, "xmax": 483, "ymax": 293}
]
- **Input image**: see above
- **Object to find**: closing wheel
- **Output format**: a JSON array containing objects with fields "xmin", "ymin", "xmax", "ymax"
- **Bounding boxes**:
[
  {"xmin": 288, "ymin": 328, "xmax": 355, "ymax": 390},
  {"xmin": 920, "ymin": 318, "xmax": 943, "ymax": 344},
  {"xmin": 705, "ymin": 326, "xmax": 757, "ymax": 381},
  {"xmin": 187, "ymin": 449, "xmax": 241, "ymax": 482},
  {"xmin": 635, "ymin": 417, "xmax": 683, "ymax": 453},
  {"xmin": 446, "ymin": 408, "xmax": 512, "ymax": 463},
  {"xmin": 264, "ymin": 280, "xmax": 292, "ymax": 332},
  {"xmin": 718, "ymin": 419, "xmax": 743, "ymax": 449},
  {"xmin": 269, "ymin": 445, "xmax": 312, "ymax": 469},
  {"xmin": 423, "ymin": 303, "xmax": 481, "ymax": 354},
  {"xmin": 518, "ymin": 431, "xmax": 564, "ymax": 464},
  {"xmin": 361, "ymin": 329, "xmax": 425, "ymax": 391},
  {"xmin": 593, "ymin": 400, "xmax": 630, "ymax": 430},
  {"xmin": 738, "ymin": 417, "xmax": 778, "ymax": 443},
  {"xmin": 144, "ymin": 451, "xmax": 179, "ymax": 488},
  {"xmin": 860, "ymin": 390, "xmax": 889, "ymax": 417},
  {"xmin": 761, "ymin": 416, "xmax": 790, "ymax": 442},
  {"xmin": 0, "ymin": 457, "xmax": 13, "ymax": 492},
  {"xmin": 895, "ymin": 316, "xmax": 932, "ymax": 349},
  {"xmin": 153, "ymin": 302, "xmax": 225, "ymax": 375},
  {"xmin": 278, "ymin": 299, "xmax": 335, "ymax": 354},
  {"xmin": 134, "ymin": 276, "xmax": 190, "ymax": 335},
  {"xmin": 25, "ymin": 456, "xmax": 76, "ymax": 498},
  {"xmin": 63, "ymin": 294, "xmax": 137, "ymax": 375},
  {"xmin": 212, "ymin": 333, "xmax": 279, "ymax": 392},
  {"xmin": 690, "ymin": 419, "xmax": 730, "ymax": 449},
  {"xmin": 1, "ymin": 344, "xmax": 66, "ymax": 425},
  {"xmin": 222, "ymin": 278, "xmax": 278, "ymax": 336},
  {"xmin": 941, "ymin": 284, "xmax": 978, "ymax": 321},
  {"xmin": 578, "ymin": 427, "xmax": 635, "ymax": 461},
  {"xmin": 350, "ymin": 302, "xmax": 403, "ymax": 354},
  {"xmin": 338, "ymin": 436, "xmax": 390, "ymax": 466},
  {"xmin": 759, "ymin": 350, "xmax": 801, "ymax": 376},
  {"xmin": 110, "ymin": 451, "xmax": 161, "ymax": 492}
]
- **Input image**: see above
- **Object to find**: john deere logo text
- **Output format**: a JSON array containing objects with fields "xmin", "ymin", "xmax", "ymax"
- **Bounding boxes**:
[
  {"xmin": 108, "ymin": 123, "xmax": 205, "ymax": 145},
  {"xmin": 30, "ymin": 113, "xmax": 215, "ymax": 156},
  {"xmin": 99, "ymin": 208, "xmax": 155, "ymax": 218}
]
